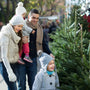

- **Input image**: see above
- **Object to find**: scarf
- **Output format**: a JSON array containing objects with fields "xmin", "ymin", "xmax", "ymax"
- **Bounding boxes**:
[
  {"xmin": 47, "ymin": 71, "xmax": 54, "ymax": 75},
  {"xmin": 26, "ymin": 20, "xmax": 43, "ymax": 51},
  {"xmin": 2, "ymin": 24, "xmax": 21, "ymax": 44}
]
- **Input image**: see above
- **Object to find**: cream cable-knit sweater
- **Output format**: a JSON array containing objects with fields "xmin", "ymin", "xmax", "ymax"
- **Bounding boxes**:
[{"xmin": 0, "ymin": 23, "xmax": 20, "ymax": 74}]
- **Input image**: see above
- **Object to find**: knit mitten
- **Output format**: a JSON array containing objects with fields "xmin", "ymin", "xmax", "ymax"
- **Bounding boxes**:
[{"xmin": 8, "ymin": 71, "xmax": 17, "ymax": 82}]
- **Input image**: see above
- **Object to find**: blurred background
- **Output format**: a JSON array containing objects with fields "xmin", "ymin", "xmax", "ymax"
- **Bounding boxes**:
[{"xmin": 0, "ymin": 0, "xmax": 89, "ymax": 24}]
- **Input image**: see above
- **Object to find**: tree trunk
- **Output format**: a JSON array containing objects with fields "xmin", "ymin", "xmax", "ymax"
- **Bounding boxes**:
[
  {"xmin": 0, "ymin": 3, "xmax": 4, "ymax": 22},
  {"xmin": 11, "ymin": 0, "xmax": 16, "ymax": 15},
  {"xmin": 24, "ymin": 0, "xmax": 29, "ymax": 7},
  {"xmin": 6, "ymin": 0, "xmax": 10, "ymax": 23}
]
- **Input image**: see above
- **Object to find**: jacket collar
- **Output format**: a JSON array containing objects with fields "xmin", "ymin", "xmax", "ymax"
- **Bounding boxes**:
[
  {"xmin": 44, "ymin": 71, "xmax": 55, "ymax": 76},
  {"xmin": 7, "ymin": 24, "xmax": 21, "ymax": 44}
]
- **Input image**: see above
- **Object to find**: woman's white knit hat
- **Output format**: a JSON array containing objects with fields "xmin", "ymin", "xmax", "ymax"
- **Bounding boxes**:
[
  {"xmin": 15, "ymin": 2, "xmax": 27, "ymax": 15},
  {"xmin": 9, "ymin": 15, "xmax": 24, "ymax": 25}
]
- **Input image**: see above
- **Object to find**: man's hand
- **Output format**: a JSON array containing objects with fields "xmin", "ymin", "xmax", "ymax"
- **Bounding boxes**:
[{"xmin": 50, "ymin": 53, "xmax": 55, "ymax": 59}]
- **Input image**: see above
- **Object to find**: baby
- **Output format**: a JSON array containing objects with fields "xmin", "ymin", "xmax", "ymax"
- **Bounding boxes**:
[{"xmin": 15, "ymin": 2, "xmax": 34, "ymax": 64}]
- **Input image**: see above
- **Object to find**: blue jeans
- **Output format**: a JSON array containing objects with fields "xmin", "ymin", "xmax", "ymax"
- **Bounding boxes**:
[
  {"xmin": 0, "ymin": 62, "xmax": 18, "ymax": 90},
  {"xmin": 17, "ymin": 57, "xmax": 37, "ymax": 90}
]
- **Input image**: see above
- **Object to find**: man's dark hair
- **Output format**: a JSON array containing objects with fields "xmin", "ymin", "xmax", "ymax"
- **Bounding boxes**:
[{"xmin": 29, "ymin": 9, "xmax": 39, "ymax": 16}]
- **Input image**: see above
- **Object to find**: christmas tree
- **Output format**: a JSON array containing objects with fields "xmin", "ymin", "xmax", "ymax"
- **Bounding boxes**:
[{"xmin": 50, "ymin": 5, "xmax": 90, "ymax": 90}]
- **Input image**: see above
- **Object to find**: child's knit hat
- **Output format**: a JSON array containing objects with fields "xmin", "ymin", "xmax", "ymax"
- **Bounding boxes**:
[
  {"xmin": 38, "ymin": 50, "xmax": 54, "ymax": 68},
  {"xmin": 15, "ymin": 2, "xmax": 27, "ymax": 15},
  {"xmin": 9, "ymin": 15, "xmax": 24, "ymax": 25}
]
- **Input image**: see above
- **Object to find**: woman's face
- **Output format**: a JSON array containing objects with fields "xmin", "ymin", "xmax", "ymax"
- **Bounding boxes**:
[
  {"xmin": 13, "ymin": 25, "xmax": 23, "ymax": 33},
  {"xmin": 47, "ymin": 60, "xmax": 55, "ymax": 71}
]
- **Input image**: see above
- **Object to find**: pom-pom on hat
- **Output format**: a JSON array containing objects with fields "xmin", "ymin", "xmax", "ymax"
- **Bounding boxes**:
[
  {"xmin": 15, "ymin": 2, "xmax": 27, "ymax": 15},
  {"xmin": 9, "ymin": 15, "xmax": 24, "ymax": 26},
  {"xmin": 37, "ymin": 50, "xmax": 54, "ymax": 68}
]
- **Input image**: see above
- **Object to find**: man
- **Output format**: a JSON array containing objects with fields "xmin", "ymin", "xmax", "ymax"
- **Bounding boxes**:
[{"xmin": 18, "ymin": 9, "xmax": 54, "ymax": 90}]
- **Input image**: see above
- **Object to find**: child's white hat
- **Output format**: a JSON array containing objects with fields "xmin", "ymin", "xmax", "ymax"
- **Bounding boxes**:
[
  {"xmin": 9, "ymin": 15, "xmax": 24, "ymax": 25},
  {"xmin": 38, "ymin": 50, "xmax": 54, "ymax": 68},
  {"xmin": 15, "ymin": 2, "xmax": 27, "ymax": 15}
]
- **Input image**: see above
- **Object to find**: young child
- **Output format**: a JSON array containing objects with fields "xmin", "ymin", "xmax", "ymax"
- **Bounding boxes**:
[
  {"xmin": 15, "ymin": 2, "xmax": 34, "ymax": 64},
  {"xmin": 32, "ymin": 50, "xmax": 60, "ymax": 90}
]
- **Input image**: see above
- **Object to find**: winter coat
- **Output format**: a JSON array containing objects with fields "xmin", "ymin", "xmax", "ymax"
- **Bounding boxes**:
[
  {"xmin": 28, "ymin": 29, "xmax": 51, "ymax": 58},
  {"xmin": 22, "ymin": 19, "xmax": 32, "ymax": 36},
  {"xmin": 0, "ymin": 23, "xmax": 20, "ymax": 63},
  {"xmin": 32, "ymin": 69, "xmax": 60, "ymax": 90},
  {"xmin": 25, "ymin": 19, "xmax": 51, "ymax": 58}
]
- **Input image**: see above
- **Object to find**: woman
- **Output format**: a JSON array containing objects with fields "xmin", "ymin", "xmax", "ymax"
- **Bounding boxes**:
[{"xmin": 0, "ymin": 15, "xmax": 24, "ymax": 90}]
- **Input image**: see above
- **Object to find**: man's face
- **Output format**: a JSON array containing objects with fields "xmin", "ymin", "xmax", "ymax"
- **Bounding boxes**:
[{"xmin": 29, "ymin": 13, "xmax": 39, "ymax": 25}]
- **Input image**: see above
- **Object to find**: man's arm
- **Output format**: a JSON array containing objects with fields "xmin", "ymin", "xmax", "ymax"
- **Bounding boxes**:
[
  {"xmin": 43, "ymin": 32, "xmax": 55, "ymax": 58},
  {"xmin": 42, "ymin": 33, "xmax": 51, "ymax": 54}
]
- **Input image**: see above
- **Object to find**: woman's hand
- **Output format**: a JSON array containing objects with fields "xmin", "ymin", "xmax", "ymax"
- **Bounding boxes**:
[{"xmin": 8, "ymin": 72, "xmax": 17, "ymax": 82}]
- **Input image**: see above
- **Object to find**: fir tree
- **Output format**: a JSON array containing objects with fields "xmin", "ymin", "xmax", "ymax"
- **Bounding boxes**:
[{"xmin": 50, "ymin": 6, "xmax": 90, "ymax": 89}]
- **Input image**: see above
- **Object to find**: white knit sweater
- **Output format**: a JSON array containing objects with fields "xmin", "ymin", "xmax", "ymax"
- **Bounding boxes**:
[{"xmin": 0, "ymin": 23, "xmax": 20, "ymax": 74}]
